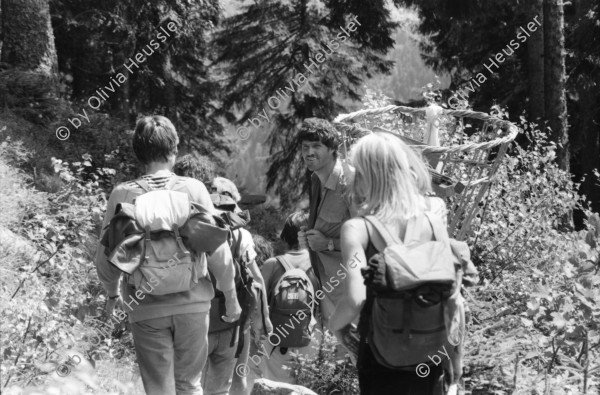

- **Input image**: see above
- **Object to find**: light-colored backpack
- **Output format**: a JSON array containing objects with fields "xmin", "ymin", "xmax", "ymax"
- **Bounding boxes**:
[
  {"xmin": 127, "ymin": 177, "xmax": 207, "ymax": 295},
  {"xmin": 362, "ymin": 205, "xmax": 464, "ymax": 374},
  {"xmin": 268, "ymin": 256, "xmax": 316, "ymax": 348}
]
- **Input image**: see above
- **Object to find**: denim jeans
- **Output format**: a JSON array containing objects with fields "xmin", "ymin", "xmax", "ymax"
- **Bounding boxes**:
[
  {"xmin": 229, "ymin": 329, "xmax": 250, "ymax": 395},
  {"xmin": 202, "ymin": 328, "xmax": 239, "ymax": 395},
  {"xmin": 131, "ymin": 312, "xmax": 209, "ymax": 395}
]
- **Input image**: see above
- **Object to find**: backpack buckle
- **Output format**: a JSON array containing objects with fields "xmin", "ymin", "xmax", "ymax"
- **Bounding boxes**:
[
  {"xmin": 172, "ymin": 224, "xmax": 190, "ymax": 255},
  {"xmin": 144, "ymin": 226, "xmax": 151, "ymax": 262}
]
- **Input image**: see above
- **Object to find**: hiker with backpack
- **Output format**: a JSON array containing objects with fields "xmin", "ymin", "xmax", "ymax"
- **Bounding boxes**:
[
  {"xmin": 243, "ymin": 211, "xmax": 320, "ymax": 393},
  {"xmin": 297, "ymin": 118, "xmax": 356, "ymax": 329},
  {"xmin": 95, "ymin": 115, "xmax": 241, "ymax": 395},
  {"xmin": 330, "ymin": 132, "xmax": 468, "ymax": 395},
  {"xmin": 201, "ymin": 177, "xmax": 273, "ymax": 395}
]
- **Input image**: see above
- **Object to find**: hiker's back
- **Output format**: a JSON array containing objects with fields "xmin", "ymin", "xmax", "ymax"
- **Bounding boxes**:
[
  {"xmin": 120, "ymin": 174, "xmax": 211, "ymax": 205},
  {"xmin": 99, "ymin": 173, "xmax": 227, "ymax": 319},
  {"xmin": 265, "ymin": 249, "xmax": 317, "ymax": 348},
  {"xmin": 94, "ymin": 115, "xmax": 241, "ymax": 395},
  {"xmin": 356, "ymin": 197, "xmax": 459, "ymax": 395},
  {"xmin": 208, "ymin": 227, "xmax": 257, "ymax": 335}
]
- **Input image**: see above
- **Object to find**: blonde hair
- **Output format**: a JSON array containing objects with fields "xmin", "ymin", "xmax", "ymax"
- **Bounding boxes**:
[{"xmin": 350, "ymin": 132, "xmax": 432, "ymax": 221}]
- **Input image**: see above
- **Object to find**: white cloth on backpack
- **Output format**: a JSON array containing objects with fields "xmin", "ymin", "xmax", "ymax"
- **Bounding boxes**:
[{"xmin": 134, "ymin": 190, "xmax": 191, "ymax": 231}]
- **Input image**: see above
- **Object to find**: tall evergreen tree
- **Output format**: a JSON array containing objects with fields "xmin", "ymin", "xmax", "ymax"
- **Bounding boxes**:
[
  {"xmin": 214, "ymin": 0, "xmax": 398, "ymax": 207},
  {"xmin": 543, "ymin": 0, "xmax": 569, "ymax": 171},
  {"xmin": 0, "ymin": 0, "xmax": 59, "ymax": 124},
  {"xmin": 1, "ymin": 0, "xmax": 58, "ymax": 76},
  {"xmin": 49, "ymin": 0, "xmax": 226, "ymax": 154},
  {"xmin": 395, "ymin": 0, "xmax": 599, "ymax": 212}
]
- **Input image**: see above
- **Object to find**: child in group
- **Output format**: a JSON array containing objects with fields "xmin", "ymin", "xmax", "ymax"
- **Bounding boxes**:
[
  {"xmin": 330, "ymin": 132, "xmax": 451, "ymax": 394},
  {"xmin": 206, "ymin": 177, "xmax": 272, "ymax": 395},
  {"xmin": 243, "ymin": 211, "xmax": 321, "ymax": 394},
  {"xmin": 173, "ymin": 159, "xmax": 272, "ymax": 395}
]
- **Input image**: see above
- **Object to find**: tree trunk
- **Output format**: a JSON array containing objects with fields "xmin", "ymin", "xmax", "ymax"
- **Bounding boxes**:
[
  {"xmin": 543, "ymin": 0, "xmax": 569, "ymax": 171},
  {"xmin": 571, "ymin": 0, "xmax": 600, "ymax": 214},
  {"xmin": 527, "ymin": 0, "xmax": 545, "ymax": 122},
  {"xmin": 1, "ymin": 0, "xmax": 57, "ymax": 75}
]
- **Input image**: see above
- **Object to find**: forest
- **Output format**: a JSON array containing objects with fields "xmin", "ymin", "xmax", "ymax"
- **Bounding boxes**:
[{"xmin": 0, "ymin": 0, "xmax": 599, "ymax": 394}]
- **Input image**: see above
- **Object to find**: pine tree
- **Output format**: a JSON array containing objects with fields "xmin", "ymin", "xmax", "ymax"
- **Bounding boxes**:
[
  {"xmin": 49, "ymin": 0, "xmax": 226, "ymax": 154},
  {"xmin": 395, "ymin": 0, "xmax": 599, "ymax": 211},
  {"xmin": 214, "ymin": 0, "xmax": 398, "ymax": 207}
]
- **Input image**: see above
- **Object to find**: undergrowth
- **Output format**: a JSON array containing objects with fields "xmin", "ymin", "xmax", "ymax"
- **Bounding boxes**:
[{"xmin": 1, "ymin": 90, "xmax": 598, "ymax": 394}]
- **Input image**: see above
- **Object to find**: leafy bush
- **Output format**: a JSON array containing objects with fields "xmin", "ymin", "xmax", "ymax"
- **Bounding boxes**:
[
  {"xmin": 330, "ymin": 90, "xmax": 600, "ymax": 393},
  {"xmin": 0, "ymin": 136, "xmax": 139, "ymax": 393},
  {"xmin": 292, "ymin": 329, "xmax": 359, "ymax": 395},
  {"xmin": 464, "ymin": 120, "xmax": 600, "ymax": 394}
]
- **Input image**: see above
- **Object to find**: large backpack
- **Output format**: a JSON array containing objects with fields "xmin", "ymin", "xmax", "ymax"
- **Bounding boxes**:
[
  {"xmin": 123, "ymin": 177, "xmax": 212, "ymax": 295},
  {"xmin": 268, "ymin": 255, "xmax": 315, "ymax": 348},
  {"xmin": 362, "ymin": 206, "xmax": 466, "ymax": 373}
]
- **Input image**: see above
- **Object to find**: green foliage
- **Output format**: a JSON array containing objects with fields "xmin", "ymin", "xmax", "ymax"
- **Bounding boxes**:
[
  {"xmin": 246, "ymin": 205, "xmax": 287, "ymax": 255},
  {"xmin": 49, "ymin": 0, "xmax": 228, "ymax": 155},
  {"xmin": 292, "ymin": 329, "xmax": 359, "ymax": 395},
  {"xmin": 214, "ymin": 0, "xmax": 398, "ymax": 208},
  {"xmin": 0, "ymin": 137, "xmax": 138, "ymax": 393},
  {"xmin": 394, "ymin": 0, "xmax": 600, "ymax": 212},
  {"xmin": 331, "ymin": 89, "xmax": 600, "ymax": 392},
  {"xmin": 465, "ymin": 120, "xmax": 600, "ymax": 393}
]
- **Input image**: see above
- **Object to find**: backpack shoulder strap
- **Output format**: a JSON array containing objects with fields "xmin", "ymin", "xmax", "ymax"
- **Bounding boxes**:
[
  {"xmin": 276, "ymin": 255, "xmax": 294, "ymax": 272},
  {"xmin": 134, "ymin": 179, "xmax": 151, "ymax": 193},
  {"xmin": 135, "ymin": 174, "xmax": 179, "ymax": 193},
  {"xmin": 231, "ymin": 229, "xmax": 245, "ymax": 263},
  {"xmin": 298, "ymin": 258, "xmax": 312, "ymax": 273},
  {"xmin": 363, "ymin": 215, "xmax": 400, "ymax": 247},
  {"xmin": 164, "ymin": 174, "xmax": 179, "ymax": 190}
]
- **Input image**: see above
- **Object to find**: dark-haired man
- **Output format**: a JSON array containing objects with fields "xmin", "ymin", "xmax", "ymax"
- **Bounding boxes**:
[
  {"xmin": 95, "ymin": 115, "xmax": 241, "ymax": 395},
  {"xmin": 297, "ymin": 117, "xmax": 355, "ymax": 329}
]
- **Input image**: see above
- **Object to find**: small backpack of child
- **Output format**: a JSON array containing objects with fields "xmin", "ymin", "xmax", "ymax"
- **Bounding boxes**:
[
  {"xmin": 268, "ymin": 256, "xmax": 315, "ymax": 348},
  {"xmin": 361, "ymin": 199, "xmax": 476, "ymax": 387}
]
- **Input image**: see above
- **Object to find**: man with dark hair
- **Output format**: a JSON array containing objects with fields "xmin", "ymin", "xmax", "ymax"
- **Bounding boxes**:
[
  {"xmin": 297, "ymin": 117, "xmax": 356, "ymax": 329},
  {"xmin": 96, "ymin": 115, "xmax": 241, "ymax": 395}
]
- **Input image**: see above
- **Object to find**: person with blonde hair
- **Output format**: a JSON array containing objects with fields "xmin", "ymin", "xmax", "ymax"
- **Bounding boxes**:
[{"xmin": 330, "ymin": 132, "xmax": 449, "ymax": 394}]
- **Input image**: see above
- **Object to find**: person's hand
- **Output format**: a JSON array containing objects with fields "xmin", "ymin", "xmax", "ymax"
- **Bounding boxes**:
[
  {"xmin": 105, "ymin": 295, "xmax": 122, "ymax": 316},
  {"xmin": 306, "ymin": 229, "xmax": 329, "ymax": 252},
  {"xmin": 223, "ymin": 290, "xmax": 242, "ymax": 323},
  {"xmin": 297, "ymin": 228, "xmax": 308, "ymax": 250}
]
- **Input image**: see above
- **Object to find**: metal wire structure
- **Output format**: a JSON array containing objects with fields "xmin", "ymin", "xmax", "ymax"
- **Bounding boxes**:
[{"xmin": 333, "ymin": 104, "xmax": 520, "ymax": 241}]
